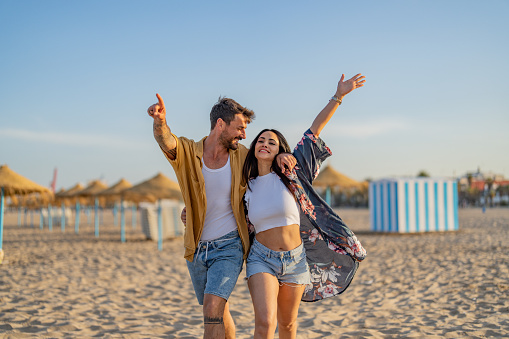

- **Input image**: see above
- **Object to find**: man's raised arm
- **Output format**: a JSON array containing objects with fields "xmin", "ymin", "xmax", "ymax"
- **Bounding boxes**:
[{"xmin": 147, "ymin": 93, "xmax": 177, "ymax": 160}]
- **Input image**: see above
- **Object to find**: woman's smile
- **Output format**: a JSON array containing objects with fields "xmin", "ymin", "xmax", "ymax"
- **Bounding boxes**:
[{"xmin": 255, "ymin": 131, "xmax": 280, "ymax": 161}]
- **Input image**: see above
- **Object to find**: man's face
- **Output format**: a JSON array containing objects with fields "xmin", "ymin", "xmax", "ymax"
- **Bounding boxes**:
[{"xmin": 219, "ymin": 114, "xmax": 247, "ymax": 150}]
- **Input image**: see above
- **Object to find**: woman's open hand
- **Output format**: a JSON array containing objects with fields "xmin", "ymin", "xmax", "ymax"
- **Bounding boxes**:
[{"xmin": 336, "ymin": 74, "xmax": 366, "ymax": 98}]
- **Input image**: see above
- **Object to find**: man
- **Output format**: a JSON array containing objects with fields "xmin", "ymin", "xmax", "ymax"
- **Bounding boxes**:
[{"xmin": 147, "ymin": 94, "xmax": 294, "ymax": 338}]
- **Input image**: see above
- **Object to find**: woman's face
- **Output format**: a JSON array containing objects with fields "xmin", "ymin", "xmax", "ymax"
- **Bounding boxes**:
[{"xmin": 254, "ymin": 131, "xmax": 280, "ymax": 163}]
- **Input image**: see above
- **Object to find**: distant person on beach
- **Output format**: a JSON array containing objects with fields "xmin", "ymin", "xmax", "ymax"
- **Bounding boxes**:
[
  {"xmin": 242, "ymin": 74, "xmax": 367, "ymax": 338},
  {"xmin": 147, "ymin": 95, "xmax": 295, "ymax": 338}
]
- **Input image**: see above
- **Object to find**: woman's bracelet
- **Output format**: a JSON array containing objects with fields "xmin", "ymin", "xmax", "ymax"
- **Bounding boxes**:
[{"xmin": 330, "ymin": 95, "xmax": 342, "ymax": 105}]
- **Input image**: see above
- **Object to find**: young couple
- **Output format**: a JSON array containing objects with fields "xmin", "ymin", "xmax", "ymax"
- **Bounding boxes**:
[{"xmin": 147, "ymin": 73, "xmax": 367, "ymax": 339}]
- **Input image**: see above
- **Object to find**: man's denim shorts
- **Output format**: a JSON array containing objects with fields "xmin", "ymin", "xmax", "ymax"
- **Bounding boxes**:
[
  {"xmin": 186, "ymin": 230, "xmax": 244, "ymax": 305},
  {"xmin": 246, "ymin": 237, "xmax": 311, "ymax": 285}
]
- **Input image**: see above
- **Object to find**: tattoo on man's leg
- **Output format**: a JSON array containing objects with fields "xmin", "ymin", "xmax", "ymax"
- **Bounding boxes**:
[{"xmin": 204, "ymin": 316, "xmax": 224, "ymax": 325}]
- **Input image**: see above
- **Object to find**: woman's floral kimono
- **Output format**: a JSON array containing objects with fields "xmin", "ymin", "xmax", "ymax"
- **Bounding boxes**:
[
  {"xmin": 245, "ymin": 129, "xmax": 367, "ymax": 302},
  {"xmin": 290, "ymin": 129, "xmax": 366, "ymax": 301}
]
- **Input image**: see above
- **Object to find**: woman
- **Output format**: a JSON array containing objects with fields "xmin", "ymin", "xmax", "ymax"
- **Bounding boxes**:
[{"xmin": 243, "ymin": 73, "xmax": 367, "ymax": 339}]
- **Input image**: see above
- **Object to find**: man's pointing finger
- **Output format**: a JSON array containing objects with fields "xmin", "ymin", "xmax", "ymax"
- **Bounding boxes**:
[{"xmin": 156, "ymin": 93, "xmax": 165, "ymax": 110}]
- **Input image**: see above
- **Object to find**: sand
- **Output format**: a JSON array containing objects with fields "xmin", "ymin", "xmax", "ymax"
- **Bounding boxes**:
[{"xmin": 1, "ymin": 208, "xmax": 508, "ymax": 338}]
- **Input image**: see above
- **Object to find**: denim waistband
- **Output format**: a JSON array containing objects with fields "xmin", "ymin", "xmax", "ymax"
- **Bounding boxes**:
[
  {"xmin": 252, "ymin": 237, "xmax": 304, "ymax": 259},
  {"xmin": 196, "ymin": 230, "xmax": 239, "ymax": 262},
  {"xmin": 198, "ymin": 230, "xmax": 239, "ymax": 245}
]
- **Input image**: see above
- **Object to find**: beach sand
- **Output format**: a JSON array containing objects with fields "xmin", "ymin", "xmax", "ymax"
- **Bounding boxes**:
[{"xmin": 1, "ymin": 208, "xmax": 508, "ymax": 338}]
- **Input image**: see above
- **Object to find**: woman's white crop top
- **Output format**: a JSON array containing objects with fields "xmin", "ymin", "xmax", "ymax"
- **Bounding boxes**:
[{"xmin": 244, "ymin": 172, "xmax": 300, "ymax": 233}]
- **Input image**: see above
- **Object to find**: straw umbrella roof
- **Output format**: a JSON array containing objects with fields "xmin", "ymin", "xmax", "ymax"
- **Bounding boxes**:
[
  {"xmin": 313, "ymin": 165, "xmax": 361, "ymax": 189},
  {"xmin": 359, "ymin": 181, "xmax": 369, "ymax": 190},
  {"xmin": 7, "ymin": 194, "xmax": 19, "ymax": 207},
  {"xmin": 0, "ymin": 165, "xmax": 52, "ymax": 197},
  {"xmin": 22, "ymin": 192, "xmax": 54, "ymax": 208},
  {"xmin": 122, "ymin": 173, "xmax": 182, "ymax": 203},
  {"xmin": 56, "ymin": 183, "xmax": 85, "ymax": 198},
  {"xmin": 97, "ymin": 178, "xmax": 132, "ymax": 196},
  {"xmin": 72, "ymin": 180, "xmax": 108, "ymax": 197}
]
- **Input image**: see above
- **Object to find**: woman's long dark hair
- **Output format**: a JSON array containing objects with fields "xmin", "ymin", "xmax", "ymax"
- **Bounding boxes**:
[{"xmin": 242, "ymin": 129, "xmax": 294, "ymax": 196}]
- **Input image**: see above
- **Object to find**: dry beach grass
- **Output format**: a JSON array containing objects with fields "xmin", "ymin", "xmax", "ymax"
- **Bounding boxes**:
[{"xmin": 1, "ymin": 208, "xmax": 508, "ymax": 338}]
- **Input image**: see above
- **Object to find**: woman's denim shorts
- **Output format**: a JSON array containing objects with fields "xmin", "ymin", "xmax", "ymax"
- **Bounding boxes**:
[
  {"xmin": 186, "ymin": 230, "xmax": 244, "ymax": 305},
  {"xmin": 246, "ymin": 237, "xmax": 311, "ymax": 285}
]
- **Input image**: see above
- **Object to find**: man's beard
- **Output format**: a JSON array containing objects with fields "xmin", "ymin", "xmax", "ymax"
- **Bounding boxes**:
[{"xmin": 219, "ymin": 131, "xmax": 240, "ymax": 150}]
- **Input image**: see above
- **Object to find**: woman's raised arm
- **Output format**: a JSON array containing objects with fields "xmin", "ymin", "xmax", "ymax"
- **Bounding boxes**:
[{"xmin": 309, "ymin": 74, "xmax": 366, "ymax": 137}]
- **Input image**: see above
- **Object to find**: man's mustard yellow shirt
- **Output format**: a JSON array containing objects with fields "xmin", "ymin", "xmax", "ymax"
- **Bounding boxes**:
[{"xmin": 163, "ymin": 133, "xmax": 249, "ymax": 262}]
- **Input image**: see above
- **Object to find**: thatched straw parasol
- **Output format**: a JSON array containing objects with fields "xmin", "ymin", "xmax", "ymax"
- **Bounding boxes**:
[
  {"xmin": 55, "ymin": 186, "xmax": 75, "ymax": 205},
  {"xmin": 313, "ymin": 165, "xmax": 360, "ymax": 206},
  {"xmin": 56, "ymin": 183, "xmax": 84, "ymax": 198},
  {"xmin": 55, "ymin": 183, "xmax": 86, "ymax": 206},
  {"xmin": 359, "ymin": 181, "xmax": 369, "ymax": 191},
  {"xmin": 0, "ymin": 165, "xmax": 52, "ymax": 262},
  {"xmin": 20, "ymin": 193, "xmax": 54, "ymax": 209},
  {"xmin": 0, "ymin": 165, "xmax": 52, "ymax": 197},
  {"xmin": 53, "ymin": 187, "xmax": 66, "ymax": 204},
  {"xmin": 69, "ymin": 180, "xmax": 108, "ymax": 237},
  {"xmin": 97, "ymin": 178, "xmax": 132, "ymax": 202},
  {"xmin": 123, "ymin": 173, "xmax": 182, "ymax": 250},
  {"xmin": 55, "ymin": 188, "xmax": 66, "ymax": 196},
  {"xmin": 72, "ymin": 180, "xmax": 108, "ymax": 197},
  {"xmin": 94, "ymin": 178, "xmax": 135, "ymax": 243},
  {"xmin": 96, "ymin": 178, "xmax": 134, "ymax": 241},
  {"xmin": 122, "ymin": 173, "xmax": 181, "ymax": 203},
  {"xmin": 7, "ymin": 194, "xmax": 19, "ymax": 207},
  {"xmin": 313, "ymin": 165, "xmax": 361, "ymax": 189},
  {"xmin": 70, "ymin": 180, "xmax": 108, "ymax": 206}
]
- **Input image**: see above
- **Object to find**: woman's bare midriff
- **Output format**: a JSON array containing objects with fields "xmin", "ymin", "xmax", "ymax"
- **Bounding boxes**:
[{"xmin": 255, "ymin": 224, "xmax": 301, "ymax": 251}]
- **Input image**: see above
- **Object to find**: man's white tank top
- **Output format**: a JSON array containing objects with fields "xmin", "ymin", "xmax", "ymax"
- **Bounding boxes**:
[{"xmin": 200, "ymin": 157, "xmax": 238, "ymax": 241}]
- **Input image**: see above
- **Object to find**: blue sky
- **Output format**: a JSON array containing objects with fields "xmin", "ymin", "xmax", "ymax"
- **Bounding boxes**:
[{"xmin": 1, "ymin": 0, "xmax": 508, "ymax": 190}]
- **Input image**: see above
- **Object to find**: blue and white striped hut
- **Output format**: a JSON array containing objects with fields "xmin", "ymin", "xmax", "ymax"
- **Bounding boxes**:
[{"xmin": 369, "ymin": 178, "xmax": 459, "ymax": 232}]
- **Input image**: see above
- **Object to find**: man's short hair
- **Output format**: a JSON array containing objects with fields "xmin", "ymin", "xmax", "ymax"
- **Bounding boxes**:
[{"xmin": 210, "ymin": 97, "xmax": 255, "ymax": 130}]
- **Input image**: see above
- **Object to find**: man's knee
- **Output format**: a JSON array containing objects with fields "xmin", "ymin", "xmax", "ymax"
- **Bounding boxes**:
[{"xmin": 203, "ymin": 294, "xmax": 227, "ymax": 318}]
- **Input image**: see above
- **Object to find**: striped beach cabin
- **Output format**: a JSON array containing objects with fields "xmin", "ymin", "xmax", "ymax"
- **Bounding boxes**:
[{"xmin": 369, "ymin": 178, "xmax": 459, "ymax": 232}]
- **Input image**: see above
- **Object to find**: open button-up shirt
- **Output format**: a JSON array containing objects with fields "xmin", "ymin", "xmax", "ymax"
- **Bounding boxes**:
[{"xmin": 163, "ymin": 133, "xmax": 249, "ymax": 262}]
